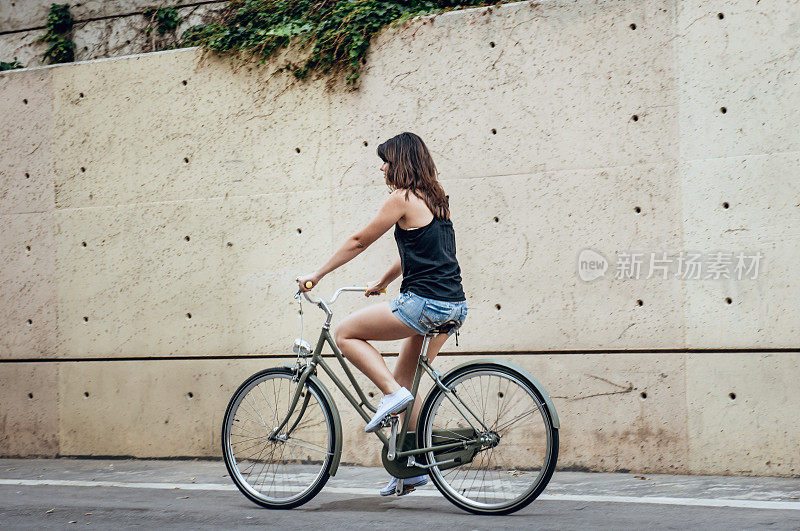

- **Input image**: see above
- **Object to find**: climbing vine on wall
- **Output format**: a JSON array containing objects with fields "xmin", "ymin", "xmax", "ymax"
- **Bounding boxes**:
[
  {"xmin": 179, "ymin": 0, "xmax": 511, "ymax": 86},
  {"xmin": 143, "ymin": 6, "xmax": 184, "ymax": 52},
  {"xmin": 37, "ymin": 3, "xmax": 75, "ymax": 65},
  {"xmin": 1, "ymin": 60, "xmax": 25, "ymax": 71}
]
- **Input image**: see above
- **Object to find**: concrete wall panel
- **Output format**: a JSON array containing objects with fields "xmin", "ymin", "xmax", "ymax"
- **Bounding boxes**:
[
  {"xmin": 682, "ymin": 153, "xmax": 800, "ymax": 348},
  {"xmin": 1, "ymin": 1, "xmax": 209, "ymax": 32},
  {"xmin": 0, "ymin": 363, "xmax": 58, "ymax": 456},
  {"xmin": 51, "ymin": 47, "xmax": 332, "ymax": 210},
  {"xmin": 676, "ymin": 1, "xmax": 800, "ymax": 160},
  {"xmin": 0, "ymin": 212, "xmax": 57, "ymax": 358},
  {"xmin": 0, "ymin": 3, "xmax": 229, "ymax": 68},
  {"xmin": 54, "ymin": 191, "xmax": 332, "ymax": 358},
  {"xmin": 687, "ymin": 352, "xmax": 800, "ymax": 476},
  {"xmin": 0, "ymin": 67, "xmax": 54, "ymax": 215},
  {"xmin": 328, "ymin": 0, "xmax": 678, "ymax": 189}
]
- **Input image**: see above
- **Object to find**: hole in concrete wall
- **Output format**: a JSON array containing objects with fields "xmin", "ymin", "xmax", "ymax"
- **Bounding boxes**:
[
  {"xmin": 729, "ymin": 392, "xmax": 736, "ymax": 400},
  {"xmin": 629, "ymin": 23, "xmax": 637, "ymax": 30},
  {"xmin": 80, "ymin": 167, "xmax": 86, "ymax": 172},
  {"xmin": 498, "ymin": 391, "xmax": 504, "ymax": 398},
  {"xmin": 83, "ymin": 316, "xmax": 88, "ymax": 322},
  {"xmin": 126, "ymin": 40, "xmax": 131, "ymax": 44},
  {"xmin": 296, "ymin": 228, "xmax": 302, "ymax": 234},
  {"xmin": 184, "ymin": 157, "xmax": 189, "ymax": 163},
  {"xmin": 187, "ymin": 392, "xmax": 194, "ymax": 399},
  {"xmin": 89, "ymin": 193, "xmax": 93, "ymax": 199},
  {"xmin": 493, "ymin": 216, "xmax": 499, "ymax": 222},
  {"xmin": 186, "ymin": 312, "xmax": 192, "ymax": 319},
  {"xmin": 720, "ymin": 106, "xmax": 727, "ymax": 114},
  {"xmin": 79, "ymin": 92, "xmax": 84, "ymax": 98},
  {"xmin": 489, "ymin": 41, "xmax": 496, "ymax": 47},
  {"xmin": 83, "ymin": 46, "xmax": 88, "ymax": 50},
  {"xmin": 27, "ymin": 318, "xmax": 32, "ymax": 325},
  {"xmin": 81, "ymin": 241, "xmax": 87, "ymax": 247},
  {"xmin": 632, "ymin": 114, "xmax": 639, "ymax": 121},
  {"xmin": 640, "ymin": 391, "xmax": 647, "ymax": 399},
  {"xmin": 28, "ymin": 393, "xmax": 33, "ymax": 399},
  {"xmin": 491, "ymin": 128, "xmax": 497, "ymax": 135},
  {"xmin": 295, "ymin": 147, "xmax": 301, "ymax": 153},
  {"xmin": 182, "ymin": 80, "xmax": 187, "ymax": 86},
  {"xmin": 722, "ymin": 202, "xmax": 729, "ymax": 209},
  {"xmin": 165, "ymin": 419, "xmax": 169, "ymax": 424},
  {"xmin": 725, "ymin": 297, "xmax": 732, "ymax": 304},
  {"xmin": 26, "ymin": 245, "xmax": 31, "ymax": 251},
  {"xmin": 226, "ymin": 241, "xmax": 233, "ymax": 247},
  {"xmin": 634, "ymin": 206, "xmax": 641, "ymax": 213},
  {"xmin": 23, "ymin": 98, "xmax": 28, "ymax": 104},
  {"xmin": 495, "ymin": 303, "xmax": 501, "ymax": 310},
  {"xmin": 184, "ymin": 235, "xmax": 190, "ymax": 241},
  {"xmin": 25, "ymin": 172, "xmax": 29, "ymax": 178},
  {"xmin": 84, "ymin": 391, "xmax": 89, "ymax": 398},
  {"xmin": 636, "ymin": 299, "xmax": 643, "ymax": 306},
  {"xmin": 368, "ymin": 392, "xmax": 374, "ymax": 398},
  {"xmin": 363, "ymin": 140, "xmax": 368, "ymax": 147},
  {"xmin": 718, "ymin": 12, "xmax": 725, "ymax": 19}
]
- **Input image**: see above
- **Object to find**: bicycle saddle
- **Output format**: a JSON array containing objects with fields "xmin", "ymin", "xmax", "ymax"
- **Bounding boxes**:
[{"xmin": 428, "ymin": 319, "xmax": 459, "ymax": 335}]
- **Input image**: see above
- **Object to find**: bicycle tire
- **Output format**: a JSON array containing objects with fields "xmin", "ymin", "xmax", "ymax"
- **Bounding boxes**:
[
  {"xmin": 417, "ymin": 362, "xmax": 559, "ymax": 515},
  {"xmin": 221, "ymin": 367, "xmax": 336, "ymax": 509}
]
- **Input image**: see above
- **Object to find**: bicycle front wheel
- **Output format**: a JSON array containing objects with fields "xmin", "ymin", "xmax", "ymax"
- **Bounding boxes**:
[
  {"xmin": 418, "ymin": 362, "xmax": 558, "ymax": 515},
  {"xmin": 222, "ymin": 367, "xmax": 336, "ymax": 509}
]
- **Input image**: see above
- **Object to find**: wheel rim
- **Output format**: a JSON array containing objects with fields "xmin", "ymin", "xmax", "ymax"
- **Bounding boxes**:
[
  {"xmin": 423, "ymin": 369, "xmax": 553, "ymax": 511},
  {"xmin": 223, "ymin": 372, "xmax": 333, "ymax": 504}
]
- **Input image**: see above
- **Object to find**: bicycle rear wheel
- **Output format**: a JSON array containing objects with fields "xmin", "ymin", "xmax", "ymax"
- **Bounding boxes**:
[
  {"xmin": 418, "ymin": 362, "xmax": 558, "ymax": 515},
  {"xmin": 222, "ymin": 367, "xmax": 336, "ymax": 509}
]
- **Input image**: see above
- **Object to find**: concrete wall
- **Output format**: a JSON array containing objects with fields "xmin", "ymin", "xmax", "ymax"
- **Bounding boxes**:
[
  {"xmin": 1, "ymin": 0, "xmax": 798, "ymax": 476},
  {"xmin": 0, "ymin": 1, "xmax": 228, "ymax": 68}
]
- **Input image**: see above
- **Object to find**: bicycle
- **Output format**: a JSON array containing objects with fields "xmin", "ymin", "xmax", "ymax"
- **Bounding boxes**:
[{"xmin": 221, "ymin": 284, "xmax": 560, "ymax": 515}]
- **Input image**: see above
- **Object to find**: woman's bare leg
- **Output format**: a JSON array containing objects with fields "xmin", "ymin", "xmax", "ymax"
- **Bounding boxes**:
[
  {"xmin": 334, "ymin": 301, "xmax": 419, "ymax": 395},
  {"xmin": 394, "ymin": 332, "xmax": 450, "ymax": 429}
]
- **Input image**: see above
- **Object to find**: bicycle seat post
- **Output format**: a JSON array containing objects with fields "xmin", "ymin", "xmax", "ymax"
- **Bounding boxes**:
[{"xmin": 419, "ymin": 333, "xmax": 433, "ymax": 360}]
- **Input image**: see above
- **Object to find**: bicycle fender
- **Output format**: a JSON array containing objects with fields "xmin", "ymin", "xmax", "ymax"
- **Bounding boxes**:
[
  {"xmin": 443, "ymin": 359, "xmax": 560, "ymax": 429},
  {"xmin": 282, "ymin": 364, "xmax": 344, "ymax": 476}
]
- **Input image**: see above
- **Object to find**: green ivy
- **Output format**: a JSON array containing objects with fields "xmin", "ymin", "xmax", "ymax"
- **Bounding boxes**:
[
  {"xmin": 37, "ymin": 3, "xmax": 75, "ymax": 65},
  {"xmin": 144, "ymin": 6, "xmax": 182, "ymax": 36},
  {"xmin": 179, "ymin": 0, "xmax": 510, "ymax": 86},
  {"xmin": 0, "ymin": 60, "xmax": 26, "ymax": 71}
]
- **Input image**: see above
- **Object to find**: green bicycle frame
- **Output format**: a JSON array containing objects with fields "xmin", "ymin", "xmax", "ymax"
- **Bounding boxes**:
[{"xmin": 271, "ymin": 326, "xmax": 489, "ymax": 476}]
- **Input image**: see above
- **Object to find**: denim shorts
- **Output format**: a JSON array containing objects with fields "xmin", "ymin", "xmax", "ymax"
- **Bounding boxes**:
[{"xmin": 389, "ymin": 290, "xmax": 468, "ymax": 336}]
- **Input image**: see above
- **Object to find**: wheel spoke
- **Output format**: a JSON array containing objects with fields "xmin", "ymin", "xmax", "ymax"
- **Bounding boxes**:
[
  {"xmin": 422, "ymin": 367, "xmax": 557, "ymax": 514},
  {"xmin": 223, "ymin": 371, "xmax": 334, "ymax": 508}
]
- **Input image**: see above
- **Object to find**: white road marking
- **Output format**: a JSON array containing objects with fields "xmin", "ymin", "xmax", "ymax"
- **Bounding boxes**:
[{"xmin": 1, "ymin": 479, "xmax": 799, "ymax": 511}]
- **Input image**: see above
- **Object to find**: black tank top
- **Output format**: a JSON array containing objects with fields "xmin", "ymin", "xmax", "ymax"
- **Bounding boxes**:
[{"xmin": 394, "ymin": 216, "xmax": 466, "ymax": 302}]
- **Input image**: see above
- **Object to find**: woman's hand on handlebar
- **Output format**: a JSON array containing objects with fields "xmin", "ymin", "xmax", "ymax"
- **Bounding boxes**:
[
  {"xmin": 364, "ymin": 279, "xmax": 387, "ymax": 297},
  {"xmin": 296, "ymin": 272, "xmax": 322, "ymax": 292}
]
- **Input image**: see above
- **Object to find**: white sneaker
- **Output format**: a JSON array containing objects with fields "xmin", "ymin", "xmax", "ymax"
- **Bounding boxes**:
[
  {"xmin": 364, "ymin": 387, "xmax": 414, "ymax": 433},
  {"xmin": 380, "ymin": 474, "xmax": 428, "ymax": 496}
]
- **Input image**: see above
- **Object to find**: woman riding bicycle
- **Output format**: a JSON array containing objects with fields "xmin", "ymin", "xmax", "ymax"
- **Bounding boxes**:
[{"xmin": 295, "ymin": 131, "xmax": 468, "ymax": 496}]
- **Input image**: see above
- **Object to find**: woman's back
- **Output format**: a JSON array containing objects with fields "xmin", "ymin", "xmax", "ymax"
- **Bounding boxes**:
[{"xmin": 394, "ymin": 189, "xmax": 466, "ymax": 302}]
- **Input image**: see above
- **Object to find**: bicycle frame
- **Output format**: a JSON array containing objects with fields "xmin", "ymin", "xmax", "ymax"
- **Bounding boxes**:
[{"xmin": 270, "ymin": 321, "xmax": 491, "ymax": 465}]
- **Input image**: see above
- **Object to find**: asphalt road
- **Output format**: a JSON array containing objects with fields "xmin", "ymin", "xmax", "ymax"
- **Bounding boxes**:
[{"xmin": 1, "ymin": 458, "xmax": 799, "ymax": 530}]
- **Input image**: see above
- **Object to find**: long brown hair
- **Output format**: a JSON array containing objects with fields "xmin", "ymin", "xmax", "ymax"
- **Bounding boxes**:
[{"xmin": 376, "ymin": 132, "xmax": 451, "ymax": 220}]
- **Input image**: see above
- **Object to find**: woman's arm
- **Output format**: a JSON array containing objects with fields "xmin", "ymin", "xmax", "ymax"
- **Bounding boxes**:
[
  {"xmin": 378, "ymin": 258, "xmax": 402, "ymax": 286},
  {"xmin": 314, "ymin": 236, "xmax": 364, "ymax": 278},
  {"xmin": 298, "ymin": 191, "xmax": 406, "ymax": 291}
]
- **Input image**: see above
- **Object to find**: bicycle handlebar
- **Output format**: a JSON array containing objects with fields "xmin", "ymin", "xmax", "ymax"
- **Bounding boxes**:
[{"xmin": 296, "ymin": 285, "xmax": 387, "ymax": 307}]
